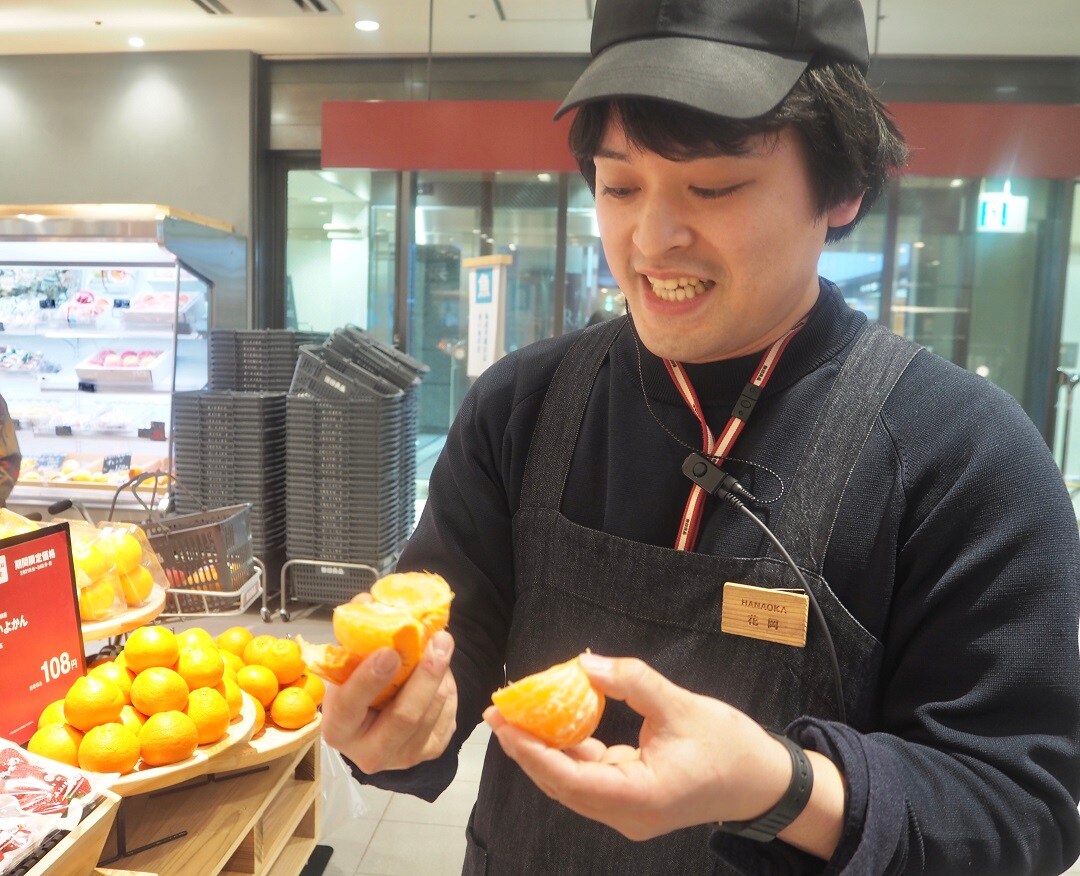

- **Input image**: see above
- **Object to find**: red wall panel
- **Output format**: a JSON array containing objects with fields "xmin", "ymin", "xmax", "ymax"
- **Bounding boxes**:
[{"xmin": 322, "ymin": 100, "xmax": 1080, "ymax": 179}]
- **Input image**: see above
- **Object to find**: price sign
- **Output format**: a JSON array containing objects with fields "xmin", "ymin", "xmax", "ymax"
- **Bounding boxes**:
[
  {"xmin": 112, "ymin": 298, "xmax": 131, "ymax": 309},
  {"xmin": 102, "ymin": 454, "xmax": 131, "ymax": 474},
  {"xmin": 34, "ymin": 453, "xmax": 66, "ymax": 473},
  {"xmin": 0, "ymin": 523, "xmax": 85, "ymax": 744}
]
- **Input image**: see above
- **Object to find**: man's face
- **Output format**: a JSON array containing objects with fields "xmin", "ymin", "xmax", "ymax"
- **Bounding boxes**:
[{"xmin": 593, "ymin": 119, "xmax": 859, "ymax": 363}]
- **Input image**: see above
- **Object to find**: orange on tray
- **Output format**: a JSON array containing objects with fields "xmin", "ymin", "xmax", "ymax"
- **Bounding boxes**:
[
  {"xmin": 491, "ymin": 655, "xmax": 605, "ymax": 750},
  {"xmin": 298, "ymin": 571, "xmax": 454, "ymax": 709}
]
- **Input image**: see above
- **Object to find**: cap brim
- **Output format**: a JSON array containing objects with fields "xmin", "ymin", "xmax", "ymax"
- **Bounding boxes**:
[{"xmin": 555, "ymin": 37, "xmax": 810, "ymax": 120}]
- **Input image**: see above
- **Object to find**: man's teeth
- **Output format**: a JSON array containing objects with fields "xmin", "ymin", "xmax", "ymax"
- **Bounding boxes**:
[{"xmin": 645, "ymin": 276, "xmax": 713, "ymax": 301}]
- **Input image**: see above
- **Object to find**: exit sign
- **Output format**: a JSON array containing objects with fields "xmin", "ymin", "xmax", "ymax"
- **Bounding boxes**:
[{"xmin": 977, "ymin": 192, "xmax": 1029, "ymax": 234}]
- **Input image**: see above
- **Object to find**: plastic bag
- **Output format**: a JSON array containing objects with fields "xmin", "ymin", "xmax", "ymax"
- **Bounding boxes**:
[{"xmin": 319, "ymin": 744, "xmax": 368, "ymax": 842}]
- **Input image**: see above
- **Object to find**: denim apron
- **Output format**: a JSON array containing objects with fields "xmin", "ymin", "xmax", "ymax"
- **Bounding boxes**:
[{"xmin": 464, "ymin": 317, "xmax": 920, "ymax": 874}]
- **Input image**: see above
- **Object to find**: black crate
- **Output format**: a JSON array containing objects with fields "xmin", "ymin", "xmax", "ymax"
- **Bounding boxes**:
[
  {"xmin": 284, "ymin": 560, "xmax": 391, "ymax": 606},
  {"xmin": 290, "ymin": 345, "xmax": 402, "ymax": 401}
]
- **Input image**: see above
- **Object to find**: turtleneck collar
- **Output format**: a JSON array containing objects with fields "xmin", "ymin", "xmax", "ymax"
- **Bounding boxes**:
[{"xmin": 612, "ymin": 280, "xmax": 866, "ymax": 407}]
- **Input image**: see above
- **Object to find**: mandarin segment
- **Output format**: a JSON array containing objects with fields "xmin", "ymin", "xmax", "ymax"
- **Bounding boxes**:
[
  {"xmin": 491, "ymin": 656, "xmax": 605, "ymax": 749},
  {"xmin": 333, "ymin": 602, "xmax": 425, "ymax": 707},
  {"xmin": 369, "ymin": 571, "xmax": 454, "ymax": 634}
]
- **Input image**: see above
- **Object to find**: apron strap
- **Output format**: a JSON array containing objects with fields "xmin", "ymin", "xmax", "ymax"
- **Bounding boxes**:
[
  {"xmin": 520, "ymin": 316, "xmax": 626, "ymax": 511},
  {"xmin": 772, "ymin": 321, "xmax": 922, "ymax": 575}
]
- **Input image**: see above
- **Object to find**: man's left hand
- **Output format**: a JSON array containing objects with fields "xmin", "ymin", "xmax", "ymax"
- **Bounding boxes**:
[{"xmin": 483, "ymin": 653, "xmax": 792, "ymax": 842}]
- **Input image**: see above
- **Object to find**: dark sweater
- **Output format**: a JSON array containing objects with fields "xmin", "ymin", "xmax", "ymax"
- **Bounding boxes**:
[{"xmin": 370, "ymin": 282, "xmax": 1080, "ymax": 874}]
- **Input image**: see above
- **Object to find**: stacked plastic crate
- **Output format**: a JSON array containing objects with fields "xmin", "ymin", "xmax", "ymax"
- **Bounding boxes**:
[
  {"xmin": 209, "ymin": 329, "xmax": 327, "ymax": 391},
  {"xmin": 171, "ymin": 330, "xmax": 324, "ymax": 590},
  {"xmin": 284, "ymin": 332, "xmax": 426, "ymax": 606},
  {"xmin": 325, "ymin": 327, "xmax": 426, "ymax": 544},
  {"xmin": 172, "ymin": 391, "xmax": 287, "ymax": 568}
]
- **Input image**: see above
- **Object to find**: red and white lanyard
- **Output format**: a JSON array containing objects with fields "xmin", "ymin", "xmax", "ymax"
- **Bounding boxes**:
[{"xmin": 665, "ymin": 319, "xmax": 806, "ymax": 552}]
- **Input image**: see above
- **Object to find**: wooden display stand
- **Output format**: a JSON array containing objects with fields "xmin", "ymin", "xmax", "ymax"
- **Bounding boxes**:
[
  {"xmin": 25, "ymin": 790, "xmax": 121, "ymax": 876},
  {"xmin": 89, "ymin": 723, "xmax": 321, "ymax": 876}
]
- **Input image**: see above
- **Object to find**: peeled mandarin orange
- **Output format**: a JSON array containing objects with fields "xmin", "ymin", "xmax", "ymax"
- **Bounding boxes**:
[
  {"xmin": 216, "ymin": 626, "xmax": 254, "ymax": 658},
  {"xmin": 27, "ymin": 723, "xmax": 83, "ymax": 768},
  {"xmin": 64, "ymin": 675, "xmax": 125, "ymax": 732},
  {"xmin": 175, "ymin": 627, "xmax": 217, "ymax": 652},
  {"xmin": 270, "ymin": 687, "xmax": 317, "ymax": 730},
  {"xmin": 185, "ymin": 687, "xmax": 231, "ymax": 745},
  {"xmin": 78, "ymin": 722, "xmax": 141, "ymax": 774},
  {"xmin": 235, "ymin": 664, "xmax": 279, "ymax": 709},
  {"xmin": 242, "ymin": 634, "xmax": 279, "ymax": 668},
  {"xmin": 118, "ymin": 705, "xmax": 148, "ymax": 736},
  {"xmin": 139, "ymin": 711, "xmax": 198, "ymax": 766},
  {"xmin": 256, "ymin": 638, "xmax": 305, "ymax": 685},
  {"xmin": 118, "ymin": 566, "xmax": 154, "ymax": 606},
  {"xmin": 87, "ymin": 662, "xmax": 136, "ymax": 705},
  {"xmin": 369, "ymin": 571, "xmax": 454, "ymax": 634},
  {"xmin": 37, "ymin": 699, "xmax": 68, "ymax": 729},
  {"xmin": 175, "ymin": 645, "xmax": 225, "ymax": 690},
  {"xmin": 285, "ymin": 672, "xmax": 325, "ymax": 707},
  {"xmin": 130, "ymin": 667, "xmax": 190, "ymax": 716},
  {"xmin": 491, "ymin": 656, "xmax": 605, "ymax": 750},
  {"xmin": 334, "ymin": 602, "xmax": 425, "ymax": 707},
  {"xmin": 124, "ymin": 626, "xmax": 179, "ymax": 673}
]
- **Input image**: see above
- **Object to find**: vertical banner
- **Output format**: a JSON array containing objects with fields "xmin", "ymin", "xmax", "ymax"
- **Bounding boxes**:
[
  {"xmin": 465, "ymin": 255, "xmax": 513, "ymax": 379},
  {"xmin": 0, "ymin": 523, "xmax": 84, "ymax": 744}
]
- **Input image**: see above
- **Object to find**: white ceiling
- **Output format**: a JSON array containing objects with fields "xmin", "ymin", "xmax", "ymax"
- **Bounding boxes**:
[{"xmin": 0, "ymin": 0, "xmax": 1076, "ymax": 58}]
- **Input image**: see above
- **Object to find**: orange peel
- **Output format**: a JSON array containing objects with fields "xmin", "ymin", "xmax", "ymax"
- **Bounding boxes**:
[{"xmin": 298, "ymin": 571, "xmax": 453, "ymax": 708}]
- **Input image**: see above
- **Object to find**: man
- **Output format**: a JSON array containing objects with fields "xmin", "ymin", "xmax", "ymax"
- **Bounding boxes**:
[
  {"xmin": 322, "ymin": 0, "xmax": 1080, "ymax": 872},
  {"xmin": 0, "ymin": 392, "xmax": 20, "ymax": 506}
]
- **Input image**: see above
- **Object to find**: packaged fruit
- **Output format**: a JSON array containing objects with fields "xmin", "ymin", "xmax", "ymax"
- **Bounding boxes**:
[
  {"xmin": 491, "ymin": 655, "xmax": 606, "ymax": 749},
  {"xmin": 94, "ymin": 522, "xmax": 170, "ymax": 607},
  {"xmin": 298, "ymin": 571, "xmax": 454, "ymax": 708}
]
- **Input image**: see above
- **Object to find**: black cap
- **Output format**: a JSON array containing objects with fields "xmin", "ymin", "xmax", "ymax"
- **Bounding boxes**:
[{"xmin": 555, "ymin": 0, "xmax": 869, "ymax": 120}]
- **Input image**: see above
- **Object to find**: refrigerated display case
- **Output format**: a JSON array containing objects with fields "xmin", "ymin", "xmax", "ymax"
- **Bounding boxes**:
[{"xmin": 0, "ymin": 205, "xmax": 246, "ymax": 512}]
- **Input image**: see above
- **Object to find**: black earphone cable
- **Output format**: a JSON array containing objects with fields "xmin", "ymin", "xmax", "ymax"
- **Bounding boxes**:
[{"xmin": 718, "ymin": 488, "xmax": 847, "ymax": 725}]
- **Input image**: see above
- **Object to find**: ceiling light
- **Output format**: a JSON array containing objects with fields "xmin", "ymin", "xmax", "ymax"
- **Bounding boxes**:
[
  {"xmin": 949, "ymin": 179, "xmax": 964, "ymax": 188},
  {"xmin": 354, "ymin": 20, "xmax": 380, "ymax": 32},
  {"xmin": 311, "ymin": 196, "xmax": 328, "ymax": 203},
  {"xmin": 536, "ymin": 173, "xmax": 552, "ymax": 183},
  {"xmin": 128, "ymin": 36, "xmax": 144, "ymax": 48},
  {"xmin": 913, "ymin": 241, "xmax": 926, "ymax": 249}
]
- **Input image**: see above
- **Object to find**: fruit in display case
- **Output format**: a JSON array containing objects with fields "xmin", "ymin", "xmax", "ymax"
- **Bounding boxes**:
[
  {"xmin": 298, "ymin": 571, "xmax": 454, "ymax": 708},
  {"xmin": 0, "ymin": 509, "xmax": 40, "ymax": 540}
]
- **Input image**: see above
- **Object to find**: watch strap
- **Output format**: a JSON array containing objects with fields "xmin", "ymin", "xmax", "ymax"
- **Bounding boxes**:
[{"xmin": 717, "ymin": 732, "xmax": 814, "ymax": 842}]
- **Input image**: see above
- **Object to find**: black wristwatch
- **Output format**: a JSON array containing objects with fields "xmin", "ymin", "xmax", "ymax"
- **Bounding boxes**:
[{"xmin": 717, "ymin": 732, "xmax": 814, "ymax": 843}]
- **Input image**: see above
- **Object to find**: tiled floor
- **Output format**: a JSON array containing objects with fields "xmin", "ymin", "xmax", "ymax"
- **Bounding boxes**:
[{"xmin": 125, "ymin": 602, "xmax": 482, "ymax": 876}]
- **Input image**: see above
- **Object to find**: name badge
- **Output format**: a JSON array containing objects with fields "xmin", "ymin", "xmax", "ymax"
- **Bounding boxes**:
[{"xmin": 721, "ymin": 582, "xmax": 809, "ymax": 648}]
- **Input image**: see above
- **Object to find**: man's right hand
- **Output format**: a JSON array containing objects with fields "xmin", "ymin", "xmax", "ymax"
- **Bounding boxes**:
[{"xmin": 321, "ymin": 630, "xmax": 457, "ymax": 773}]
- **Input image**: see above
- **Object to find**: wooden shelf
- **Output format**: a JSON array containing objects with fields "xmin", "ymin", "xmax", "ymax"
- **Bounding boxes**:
[{"xmin": 92, "ymin": 734, "xmax": 320, "ymax": 876}]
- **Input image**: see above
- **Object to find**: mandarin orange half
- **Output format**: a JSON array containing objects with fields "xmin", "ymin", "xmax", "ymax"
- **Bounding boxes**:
[
  {"xmin": 367, "ymin": 572, "xmax": 454, "ymax": 635},
  {"xmin": 491, "ymin": 656, "xmax": 605, "ymax": 750}
]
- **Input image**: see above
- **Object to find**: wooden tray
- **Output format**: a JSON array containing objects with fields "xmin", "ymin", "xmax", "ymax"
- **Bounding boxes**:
[
  {"xmin": 212, "ymin": 712, "xmax": 322, "ymax": 774},
  {"xmin": 81, "ymin": 584, "xmax": 166, "ymax": 642},
  {"xmin": 107, "ymin": 693, "xmax": 257, "ymax": 797}
]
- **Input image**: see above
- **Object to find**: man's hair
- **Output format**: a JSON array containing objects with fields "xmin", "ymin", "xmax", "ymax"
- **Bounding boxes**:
[{"xmin": 568, "ymin": 62, "xmax": 908, "ymax": 243}]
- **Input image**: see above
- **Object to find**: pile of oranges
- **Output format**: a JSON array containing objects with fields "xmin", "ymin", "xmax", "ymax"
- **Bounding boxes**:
[
  {"xmin": 219, "ymin": 627, "xmax": 322, "ymax": 734},
  {"xmin": 27, "ymin": 624, "xmax": 323, "ymax": 775}
]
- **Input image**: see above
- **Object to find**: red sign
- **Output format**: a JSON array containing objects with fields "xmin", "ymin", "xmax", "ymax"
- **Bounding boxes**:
[{"xmin": 0, "ymin": 524, "xmax": 85, "ymax": 744}]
